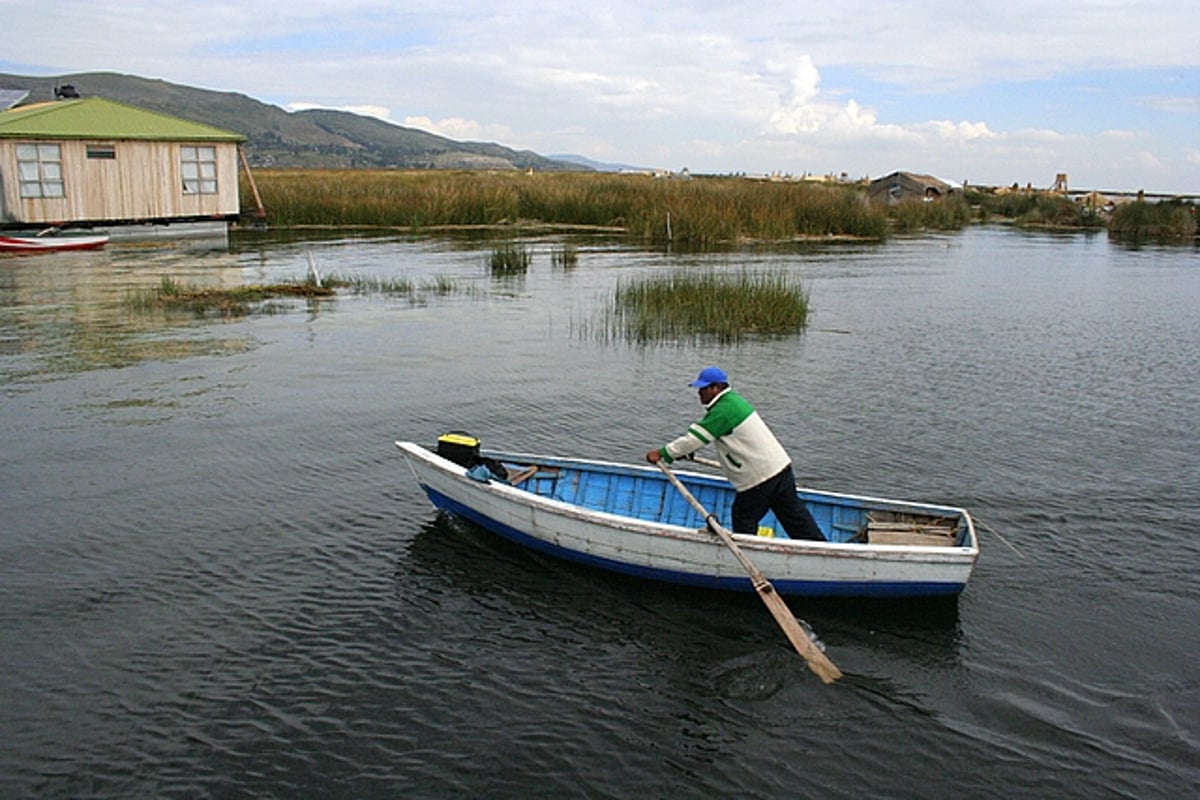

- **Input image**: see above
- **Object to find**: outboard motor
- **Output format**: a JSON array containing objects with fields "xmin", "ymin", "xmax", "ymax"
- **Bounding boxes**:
[
  {"xmin": 436, "ymin": 431, "xmax": 509, "ymax": 481},
  {"xmin": 436, "ymin": 431, "xmax": 481, "ymax": 468}
]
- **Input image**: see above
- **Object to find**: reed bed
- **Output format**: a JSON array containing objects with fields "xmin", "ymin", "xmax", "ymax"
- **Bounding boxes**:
[
  {"xmin": 123, "ymin": 276, "xmax": 332, "ymax": 318},
  {"xmin": 888, "ymin": 197, "xmax": 973, "ymax": 232},
  {"xmin": 966, "ymin": 190, "xmax": 1106, "ymax": 229},
  {"xmin": 1108, "ymin": 200, "xmax": 1197, "ymax": 241},
  {"xmin": 241, "ymin": 170, "xmax": 889, "ymax": 244},
  {"xmin": 489, "ymin": 243, "xmax": 531, "ymax": 274},
  {"xmin": 603, "ymin": 270, "xmax": 810, "ymax": 344},
  {"xmin": 125, "ymin": 273, "xmax": 464, "ymax": 318},
  {"xmin": 551, "ymin": 244, "xmax": 579, "ymax": 268}
]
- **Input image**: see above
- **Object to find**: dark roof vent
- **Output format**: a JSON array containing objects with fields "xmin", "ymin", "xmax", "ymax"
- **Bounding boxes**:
[{"xmin": 55, "ymin": 84, "xmax": 81, "ymax": 99}]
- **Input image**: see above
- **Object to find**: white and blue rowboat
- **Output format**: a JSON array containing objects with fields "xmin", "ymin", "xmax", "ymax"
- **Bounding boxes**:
[{"xmin": 396, "ymin": 439, "xmax": 980, "ymax": 598}]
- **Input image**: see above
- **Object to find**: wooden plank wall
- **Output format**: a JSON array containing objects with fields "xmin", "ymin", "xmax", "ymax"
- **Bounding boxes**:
[{"xmin": 0, "ymin": 139, "xmax": 241, "ymax": 224}]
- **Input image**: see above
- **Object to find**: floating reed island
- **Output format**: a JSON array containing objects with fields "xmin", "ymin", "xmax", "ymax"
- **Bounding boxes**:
[
  {"xmin": 241, "ymin": 169, "xmax": 1196, "ymax": 241},
  {"xmin": 240, "ymin": 170, "xmax": 893, "ymax": 244},
  {"xmin": 1108, "ymin": 200, "xmax": 1197, "ymax": 241}
]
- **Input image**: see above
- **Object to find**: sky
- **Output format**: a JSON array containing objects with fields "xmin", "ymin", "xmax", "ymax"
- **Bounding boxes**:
[{"xmin": 3, "ymin": 1, "xmax": 1198, "ymax": 194}]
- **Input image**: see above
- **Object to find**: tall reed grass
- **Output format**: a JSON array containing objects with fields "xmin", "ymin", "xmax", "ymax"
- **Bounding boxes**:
[
  {"xmin": 124, "ymin": 276, "xmax": 334, "ymax": 317},
  {"xmin": 551, "ymin": 244, "xmax": 579, "ymax": 268},
  {"xmin": 125, "ymin": 273, "xmax": 464, "ymax": 318},
  {"xmin": 604, "ymin": 270, "xmax": 810, "ymax": 343},
  {"xmin": 966, "ymin": 190, "xmax": 1106, "ymax": 229},
  {"xmin": 489, "ymin": 243, "xmax": 531, "ymax": 274},
  {"xmin": 888, "ymin": 197, "xmax": 973, "ymax": 232},
  {"xmin": 241, "ymin": 170, "xmax": 889, "ymax": 244},
  {"xmin": 1108, "ymin": 200, "xmax": 1197, "ymax": 241}
]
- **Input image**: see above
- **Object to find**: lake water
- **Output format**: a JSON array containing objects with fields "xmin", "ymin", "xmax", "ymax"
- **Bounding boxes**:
[{"xmin": 1, "ymin": 226, "xmax": 1197, "ymax": 799}]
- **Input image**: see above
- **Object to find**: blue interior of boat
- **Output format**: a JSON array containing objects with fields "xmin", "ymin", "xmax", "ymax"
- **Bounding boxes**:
[{"xmin": 499, "ymin": 458, "xmax": 875, "ymax": 544}]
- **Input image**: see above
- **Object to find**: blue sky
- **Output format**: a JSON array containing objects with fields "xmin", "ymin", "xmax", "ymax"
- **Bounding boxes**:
[{"xmin": 3, "ymin": 1, "xmax": 1197, "ymax": 193}]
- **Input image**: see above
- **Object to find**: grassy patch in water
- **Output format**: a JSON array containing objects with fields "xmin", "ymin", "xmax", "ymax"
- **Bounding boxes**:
[
  {"xmin": 604, "ymin": 270, "xmax": 810, "ymax": 343},
  {"xmin": 1108, "ymin": 200, "xmax": 1197, "ymax": 242},
  {"xmin": 489, "ymin": 243, "xmax": 531, "ymax": 274},
  {"xmin": 125, "ymin": 273, "xmax": 464, "ymax": 318},
  {"xmin": 551, "ymin": 244, "xmax": 579, "ymax": 268},
  {"xmin": 331, "ymin": 274, "xmax": 415, "ymax": 295},
  {"xmin": 124, "ymin": 276, "xmax": 334, "ymax": 318}
]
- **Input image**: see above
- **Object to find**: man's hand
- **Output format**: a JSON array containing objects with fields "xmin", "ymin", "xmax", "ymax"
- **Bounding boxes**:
[{"xmin": 645, "ymin": 449, "xmax": 662, "ymax": 464}]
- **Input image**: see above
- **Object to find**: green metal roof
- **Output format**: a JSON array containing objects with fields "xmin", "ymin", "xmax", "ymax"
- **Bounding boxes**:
[{"xmin": 0, "ymin": 97, "xmax": 244, "ymax": 142}]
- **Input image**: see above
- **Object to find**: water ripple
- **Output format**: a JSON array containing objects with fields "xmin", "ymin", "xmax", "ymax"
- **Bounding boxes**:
[{"xmin": 2, "ymin": 228, "xmax": 1197, "ymax": 798}]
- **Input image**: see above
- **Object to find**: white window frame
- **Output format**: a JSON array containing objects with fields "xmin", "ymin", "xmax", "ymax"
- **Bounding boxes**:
[
  {"xmin": 17, "ymin": 143, "xmax": 65, "ymax": 198},
  {"xmin": 181, "ymin": 145, "xmax": 218, "ymax": 195}
]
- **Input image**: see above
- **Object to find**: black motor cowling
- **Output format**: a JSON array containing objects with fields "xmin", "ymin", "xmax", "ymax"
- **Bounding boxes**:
[
  {"xmin": 436, "ymin": 431, "xmax": 510, "ymax": 481},
  {"xmin": 436, "ymin": 431, "xmax": 480, "ymax": 467}
]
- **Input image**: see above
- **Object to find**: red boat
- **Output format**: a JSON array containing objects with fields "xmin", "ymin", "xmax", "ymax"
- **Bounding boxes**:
[{"xmin": 0, "ymin": 234, "xmax": 109, "ymax": 253}]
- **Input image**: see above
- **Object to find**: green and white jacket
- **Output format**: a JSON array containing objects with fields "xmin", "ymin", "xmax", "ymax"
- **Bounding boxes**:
[{"xmin": 658, "ymin": 388, "xmax": 791, "ymax": 491}]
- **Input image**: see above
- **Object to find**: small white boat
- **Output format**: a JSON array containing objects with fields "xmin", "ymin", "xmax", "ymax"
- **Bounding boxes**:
[
  {"xmin": 397, "ymin": 437, "xmax": 980, "ymax": 598},
  {"xmin": 0, "ymin": 234, "xmax": 109, "ymax": 253}
]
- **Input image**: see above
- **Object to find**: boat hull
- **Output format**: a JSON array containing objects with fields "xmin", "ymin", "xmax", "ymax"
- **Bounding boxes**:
[
  {"xmin": 0, "ymin": 235, "xmax": 109, "ymax": 253},
  {"xmin": 397, "ymin": 441, "xmax": 979, "ymax": 598}
]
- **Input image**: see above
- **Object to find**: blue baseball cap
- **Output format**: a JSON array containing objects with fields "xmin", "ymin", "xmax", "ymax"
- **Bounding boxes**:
[{"xmin": 688, "ymin": 366, "xmax": 728, "ymax": 388}]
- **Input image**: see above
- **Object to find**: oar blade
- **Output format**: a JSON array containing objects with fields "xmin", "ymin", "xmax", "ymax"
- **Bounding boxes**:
[
  {"xmin": 656, "ymin": 460, "xmax": 843, "ymax": 683},
  {"xmin": 758, "ymin": 586, "xmax": 843, "ymax": 683}
]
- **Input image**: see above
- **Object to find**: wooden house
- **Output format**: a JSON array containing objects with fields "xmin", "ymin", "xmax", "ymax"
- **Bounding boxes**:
[
  {"xmin": 0, "ymin": 97, "xmax": 244, "ymax": 229},
  {"xmin": 868, "ymin": 171, "xmax": 957, "ymax": 205}
]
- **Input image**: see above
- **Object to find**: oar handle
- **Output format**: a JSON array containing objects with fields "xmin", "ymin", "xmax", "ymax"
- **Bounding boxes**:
[{"xmin": 684, "ymin": 454, "xmax": 723, "ymax": 470}]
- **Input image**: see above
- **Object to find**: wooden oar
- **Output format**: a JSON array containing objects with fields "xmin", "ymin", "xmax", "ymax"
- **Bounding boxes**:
[
  {"xmin": 507, "ymin": 464, "xmax": 540, "ymax": 487},
  {"xmin": 684, "ymin": 454, "xmax": 723, "ymax": 470},
  {"xmin": 656, "ymin": 461, "xmax": 843, "ymax": 684}
]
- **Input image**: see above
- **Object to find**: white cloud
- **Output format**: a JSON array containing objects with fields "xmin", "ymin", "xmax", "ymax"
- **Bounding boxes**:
[
  {"xmin": 1098, "ymin": 129, "xmax": 1140, "ymax": 143},
  {"xmin": 922, "ymin": 120, "xmax": 996, "ymax": 141},
  {"xmin": 1139, "ymin": 95, "xmax": 1200, "ymax": 114},
  {"xmin": 2, "ymin": 0, "xmax": 1197, "ymax": 192},
  {"xmin": 286, "ymin": 102, "xmax": 395, "ymax": 122},
  {"xmin": 403, "ymin": 116, "xmax": 518, "ymax": 144}
]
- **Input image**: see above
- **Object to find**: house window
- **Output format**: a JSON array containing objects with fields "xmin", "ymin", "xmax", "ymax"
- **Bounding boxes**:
[
  {"xmin": 16, "ymin": 143, "xmax": 65, "ymax": 198},
  {"xmin": 87, "ymin": 144, "xmax": 116, "ymax": 160},
  {"xmin": 181, "ymin": 146, "xmax": 217, "ymax": 194}
]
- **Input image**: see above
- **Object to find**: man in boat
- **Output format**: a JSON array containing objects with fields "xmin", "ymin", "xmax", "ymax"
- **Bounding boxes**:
[{"xmin": 646, "ymin": 367, "xmax": 826, "ymax": 541}]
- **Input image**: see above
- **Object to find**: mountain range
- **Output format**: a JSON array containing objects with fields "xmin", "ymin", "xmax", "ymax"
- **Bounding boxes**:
[{"xmin": 0, "ymin": 71, "xmax": 597, "ymax": 172}]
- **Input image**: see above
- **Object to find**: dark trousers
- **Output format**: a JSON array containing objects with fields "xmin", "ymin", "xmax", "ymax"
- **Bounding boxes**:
[{"xmin": 731, "ymin": 465, "xmax": 825, "ymax": 541}]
